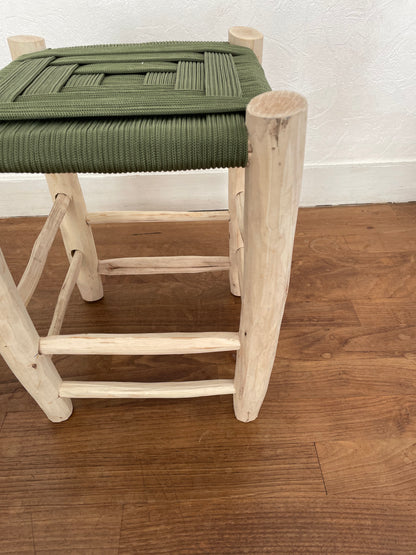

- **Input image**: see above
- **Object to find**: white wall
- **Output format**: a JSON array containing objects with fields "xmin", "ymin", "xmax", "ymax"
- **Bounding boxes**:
[{"xmin": 0, "ymin": 0, "xmax": 415, "ymax": 214}]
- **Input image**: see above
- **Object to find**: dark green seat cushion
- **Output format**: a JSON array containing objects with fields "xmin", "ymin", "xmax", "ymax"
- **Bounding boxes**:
[{"xmin": 0, "ymin": 41, "xmax": 271, "ymax": 173}]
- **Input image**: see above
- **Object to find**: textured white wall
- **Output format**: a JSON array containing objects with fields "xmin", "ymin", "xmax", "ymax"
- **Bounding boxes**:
[{"xmin": 0, "ymin": 0, "xmax": 415, "ymax": 213}]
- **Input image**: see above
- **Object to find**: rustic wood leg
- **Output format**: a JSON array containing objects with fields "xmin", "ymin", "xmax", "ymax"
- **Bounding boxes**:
[
  {"xmin": 234, "ymin": 91, "xmax": 307, "ymax": 422},
  {"xmin": 228, "ymin": 26, "xmax": 263, "ymax": 63},
  {"xmin": 228, "ymin": 167, "xmax": 244, "ymax": 296},
  {"xmin": 7, "ymin": 34, "xmax": 46, "ymax": 59},
  {"xmin": 228, "ymin": 27, "xmax": 263, "ymax": 296},
  {"xmin": 7, "ymin": 36, "xmax": 103, "ymax": 303},
  {"xmin": 0, "ymin": 249, "xmax": 73, "ymax": 422},
  {"xmin": 46, "ymin": 174, "xmax": 103, "ymax": 302}
]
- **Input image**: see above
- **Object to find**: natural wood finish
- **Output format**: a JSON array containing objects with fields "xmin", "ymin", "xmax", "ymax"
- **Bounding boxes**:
[
  {"xmin": 316, "ymin": 439, "xmax": 416, "ymax": 498},
  {"xmin": 236, "ymin": 244, "xmax": 244, "ymax": 295},
  {"xmin": 272, "ymin": 358, "xmax": 416, "ymax": 400},
  {"xmin": 59, "ymin": 379, "xmax": 235, "ymax": 399},
  {"xmin": 274, "ymin": 324, "xmax": 416, "ymax": 361},
  {"xmin": 98, "ymin": 255, "xmax": 230, "ymax": 275},
  {"xmin": 48, "ymin": 250, "xmax": 83, "ymax": 336},
  {"xmin": 0, "ymin": 249, "xmax": 72, "ymax": 422},
  {"xmin": 31, "ymin": 506, "xmax": 122, "ymax": 553},
  {"xmin": 235, "ymin": 190, "xmax": 244, "ymax": 240},
  {"xmin": 119, "ymin": 498, "xmax": 416, "ymax": 553},
  {"xmin": 87, "ymin": 210, "xmax": 229, "ymax": 224},
  {"xmin": 0, "ymin": 414, "xmax": 323, "ymax": 504},
  {"xmin": 228, "ymin": 26, "xmax": 264, "ymax": 63},
  {"xmin": 234, "ymin": 91, "xmax": 307, "ymax": 422},
  {"xmin": 40, "ymin": 332, "xmax": 240, "ymax": 355},
  {"xmin": 46, "ymin": 173, "xmax": 103, "ymax": 302},
  {"xmin": 0, "ymin": 203, "xmax": 415, "ymax": 551},
  {"xmin": 353, "ymin": 298, "xmax": 416, "ymax": 326},
  {"xmin": 227, "ymin": 28, "xmax": 262, "ymax": 298},
  {"xmin": 227, "ymin": 167, "xmax": 245, "ymax": 296},
  {"xmin": 8, "ymin": 36, "xmax": 103, "ymax": 304},
  {"xmin": 0, "ymin": 509, "xmax": 35, "ymax": 554},
  {"xmin": 17, "ymin": 193, "xmax": 70, "ymax": 306},
  {"xmin": 7, "ymin": 35, "xmax": 46, "ymax": 60}
]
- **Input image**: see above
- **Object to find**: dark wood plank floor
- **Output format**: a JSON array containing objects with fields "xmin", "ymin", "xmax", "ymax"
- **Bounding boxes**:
[{"xmin": 0, "ymin": 202, "xmax": 415, "ymax": 554}]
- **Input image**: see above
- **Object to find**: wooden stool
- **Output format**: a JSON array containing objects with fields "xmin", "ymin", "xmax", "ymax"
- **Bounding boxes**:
[{"xmin": 0, "ymin": 28, "xmax": 307, "ymax": 423}]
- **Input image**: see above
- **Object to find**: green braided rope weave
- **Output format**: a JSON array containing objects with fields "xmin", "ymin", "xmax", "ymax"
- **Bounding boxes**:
[{"xmin": 0, "ymin": 41, "xmax": 271, "ymax": 173}]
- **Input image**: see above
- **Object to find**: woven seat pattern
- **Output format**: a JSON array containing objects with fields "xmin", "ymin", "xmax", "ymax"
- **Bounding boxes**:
[{"xmin": 0, "ymin": 42, "xmax": 271, "ymax": 173}]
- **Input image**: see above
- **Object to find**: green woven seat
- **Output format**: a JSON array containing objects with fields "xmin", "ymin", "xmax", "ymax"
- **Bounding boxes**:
[{"xmin": 0, "ymin": 41, "xmax": 271, "ymax": 173}]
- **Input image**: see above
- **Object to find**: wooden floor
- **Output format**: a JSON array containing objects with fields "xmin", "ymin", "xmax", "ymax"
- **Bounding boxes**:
[{"xmin": 0, "ymin": 202, "xmax": 415, "ymax": 554}]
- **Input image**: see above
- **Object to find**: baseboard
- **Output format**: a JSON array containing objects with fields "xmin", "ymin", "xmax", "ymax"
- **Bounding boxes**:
[
  {"xmin": 0, "ymin": 161, "xmax": 414, "ymax": 217},
  {"xmin": 301, "ymin": 160, "xmax": 415, "ymax": 207}
]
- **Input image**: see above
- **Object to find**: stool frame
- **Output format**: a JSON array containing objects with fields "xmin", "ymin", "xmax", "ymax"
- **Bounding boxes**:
[{"xmin": 0, "ymin": 27, "xmax": 307, "ymax": 423}]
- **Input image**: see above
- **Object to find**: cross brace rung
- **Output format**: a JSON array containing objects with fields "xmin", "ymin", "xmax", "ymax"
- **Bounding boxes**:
[
  {"xmin": 18, "ymin": 193, "xmax": 71, "ymax": 305},
  {"xmin": 59, "ymin": 379, "xmax": 235, "ymax": 399},
  {"xmin": 98, "ymin": 255, "xmax": 230, "ymax": 275},
  {"xmin": 87, "ymin": 210, "xmax": 230, "ymax": 224},
  {"xmin": 48, "ymin": 250, "xmax": 83, "ymax": 337},
  {"xmin": 40, "ymin": 332, "xmax": 241, "ymax": 355}
]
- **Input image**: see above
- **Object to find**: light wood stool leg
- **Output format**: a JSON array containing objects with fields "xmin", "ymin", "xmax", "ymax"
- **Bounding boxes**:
[
  {"xmin": 228, "ymin": 167, "xmax": 244, "ymax": 296},
  {"xmin": 46, "ymin": 174, "xmax": 103, "ymax": 302},
  {"xmin": 228, "ymin": 27, "xmax": 264, "ymax": 296},
  {"xmin": 234, "ymin": 90, "xmax": 307, "ymax": 422},
  {"xmin": 7, "ymin": 36, "xmax": 103, "ymax": 303},
  {"xmin": 0, "ymin": 249, "xmax": 73, "ymax": 422},
  {"xmin": 7, "ymin": 35, "xmax": 46, "ymax": 59},
  {"xmin": 228, "ymin": 26, "xmax": 264, "ymax": 63}
]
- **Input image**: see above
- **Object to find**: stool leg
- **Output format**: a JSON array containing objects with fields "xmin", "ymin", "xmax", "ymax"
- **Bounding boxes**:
[
  {"xmin": 7, "ymin": 36, "xmax": 103, "ymax": 303},
  {"xmin": 228, "ymin": 167, "xmax": 244, "ymax": 296},
  {"xmin": 233, "ymin": 91, "xmax": 307, "ymax": 422},
  {"xmin": 0, "ymin": 250, "xmax": 73, "ymax": 422},
  {"xmin": 7, "ymin": 34, "xmax": 46, "ymax": 59},
  {"xmin": 228, "ymin": 27, "xmax": 264, "ymax": 296},
  {"xmin": 46, "ymin": 174, "xmax": 103, "ymax": 302}
]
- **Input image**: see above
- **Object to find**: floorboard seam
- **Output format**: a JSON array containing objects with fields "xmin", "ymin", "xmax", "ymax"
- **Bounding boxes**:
[{"xmin": 314, "ymin": 442, "xmax": 328, "ymax": 496}]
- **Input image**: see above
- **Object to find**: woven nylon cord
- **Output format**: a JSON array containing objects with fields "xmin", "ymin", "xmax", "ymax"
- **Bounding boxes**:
[{"xmin": 0, "ymin": 41, "xmax": 271, "ymax": 173}]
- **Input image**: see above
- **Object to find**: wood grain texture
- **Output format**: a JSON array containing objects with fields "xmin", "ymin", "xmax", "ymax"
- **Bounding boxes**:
[
  {"xmin": 98, "ymin": 255, "xmax": 230, "ymax": 275},
  {"xmin": 316, "ymin": 439, "xmax": 416, "ymax": 498},
  {"xmin": 228, "ymin": 26, "xmax": 264, "ymax": 63},
  {"xmin": 234, "ymin": 90, "xmax": 307, "ymax": 421},
  {"xmin": 48, "ymin": 249, "xmax": 83, "ymax": 336},
  {"xmin": 0, "ymin": 508, "xmax": 34, "ymax": 554},
  {"xmin": 46, "ymin": 173, "xmax": 103, "ymax": 302},
  {"xmin": 295, "ymin": 203, "xmax": 402, "ymax": 236},
  {"xmin": 390, "ymin": 201, "xmax": 416, "ymax": 226},
  {"xmin": 275, "ymin": 324, "xmax": 416, "ymax": 360},
  {"xmin": 17, "ymin": 193, "xmax": 70, "ymax": 306},
  {"xmin": 119, "ymin": 498, "xmax": 416, "ymax": 554},
  {"xmin": 0, "ymin": 249, "xmax": 72, "ymax": 422},
  {"xmin": 227, "ymin": 167, "xmax": 244, "ymax": 296},
  {"xmin": 8, "ymin": 35, "xmax": 46, "ymax": 60},
  {"xmin": 290, "ymin": 235, "xmax": 416, "ymax": 301},
  {"xmin": 2, "ymin": 393, "xmax": 416, "ymax": 463},
  {"xmin": 344, "ymin": 229, "xmax": 416, "ymax": 253},
  {"xmin": 0, "ymin": 417, "xmax": 324, "ymax": 506},
  {"xmin": 59, "ymin": 378, "xmax": 235, "ymax": 398},
  {"xmin": 31, "ymin": 505, "xmax": 122, "ymax": 554},
  {"xmin": 227, "ymin": 27, "xmax": 262, "ymax": 298},
  {"xmin": 87, "ymin": 210, "xmax": 229, "ymax": 224},
  {"xmin": 271, "ymin": 358, "xmax": 416, "ymax": 399},
  {"xmin": 40, "ymin": 332, "xmax": 240, "ymax": 355},
  {"xmin": 353, "ymin": 299, "xmax": 416, "ymax": 326},
  {"xmin": 0, "ymin": 201, "xmax": 415, "ymax": 552}
]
